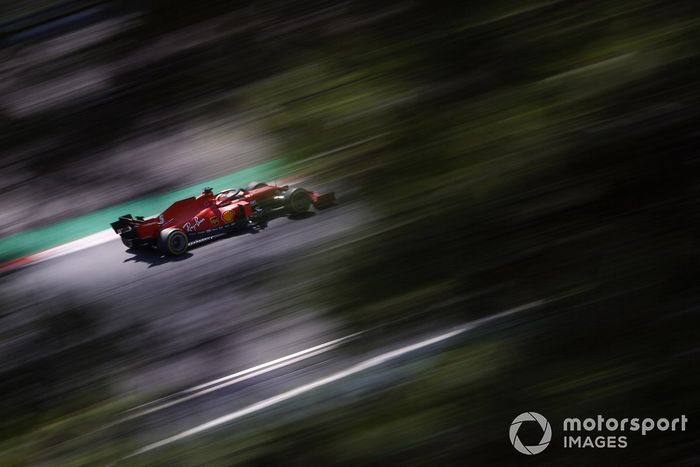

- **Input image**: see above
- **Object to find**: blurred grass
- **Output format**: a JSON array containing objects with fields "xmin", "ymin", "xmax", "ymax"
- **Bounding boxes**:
[
  {"xmin": 1, "ymin": 0, "xmax": 699, "ymax": 465},
  {"xmin": 229, "ymin": 1, "xmax": 700, "ymax": 464}
]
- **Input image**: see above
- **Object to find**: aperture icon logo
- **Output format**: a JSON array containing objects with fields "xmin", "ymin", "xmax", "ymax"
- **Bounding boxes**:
[{"xmin": 510, "ymin": 412, "xmax": 552, "ymax": 455}]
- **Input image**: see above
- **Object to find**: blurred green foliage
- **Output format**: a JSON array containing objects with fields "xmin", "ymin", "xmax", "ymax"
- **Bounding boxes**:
[
  {"xmin": 1, "ymin": 0, "xmax": 699, "ymax": 465},
  {"xmin": 224, "ymin": 1, "xmax": 700, "ymax": 464}
]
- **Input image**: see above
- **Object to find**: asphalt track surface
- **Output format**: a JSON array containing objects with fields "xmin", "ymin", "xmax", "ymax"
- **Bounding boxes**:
[
  {"xmin": 0, "ymin": 199, "xmax": 548, "ymax": 462},
  {"xmin": 0, "ymin": 200, "xmax": 366, "ymax": 387},
  {"xmin": 0, "ymin": 200, "xmax": 373, "ymax": 458}
]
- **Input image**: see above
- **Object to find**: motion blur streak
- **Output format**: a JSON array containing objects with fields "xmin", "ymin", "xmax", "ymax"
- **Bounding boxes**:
[
  {"xmin": 120, "ymin": 332, "xmax": 363, "ymax": 421},
  {"xmin": 3, "ymin": 1, "xmax": 700, "ymax": 464},
  {"xmin": 127, "ymin": 300, "xmax": 545, "ymax": 458}
]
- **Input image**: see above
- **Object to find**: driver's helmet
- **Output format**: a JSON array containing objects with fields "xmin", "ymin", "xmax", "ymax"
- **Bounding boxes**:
[
  {"xmin": 215, "ymin": 188, "xmax": 242, "ymax": 204},
  {"xmin": 202, "ymin": 187, "xmax": 215, "ymax": 197}
]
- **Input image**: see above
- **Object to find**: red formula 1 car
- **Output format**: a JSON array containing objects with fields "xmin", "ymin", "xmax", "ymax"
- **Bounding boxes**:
[{"xmin": 111, "ymin": 182, "xmax": 335, "ymax": 255}]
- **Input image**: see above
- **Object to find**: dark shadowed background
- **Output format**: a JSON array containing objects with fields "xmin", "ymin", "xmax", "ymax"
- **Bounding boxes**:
[{"xmin": 0, "ymin": 1, "xmax": 698, "ymax": 465}]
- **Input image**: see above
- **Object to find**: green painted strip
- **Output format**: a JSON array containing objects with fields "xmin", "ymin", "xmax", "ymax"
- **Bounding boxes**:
[{"xmin": 0, "ymin": 159, "xmax": 285, "ymax": 262}]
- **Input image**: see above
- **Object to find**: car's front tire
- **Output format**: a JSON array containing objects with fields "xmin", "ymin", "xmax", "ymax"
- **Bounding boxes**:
[
  {"xmin": 158, "ymin": 228, "xmax": 189, "ymax": 255},
  {"xmin": 284, "ymin": 187, "xmax": 311, "ymax": 215}
]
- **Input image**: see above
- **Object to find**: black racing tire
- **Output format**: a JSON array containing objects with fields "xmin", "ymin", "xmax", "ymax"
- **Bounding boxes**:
[
  {"xmin": 157, "ymin": 228, "xmax": 189, "ymax": 256},
  {"xmin": 284, "ymin": 187, "xmax": 312, "ymax": 215},
  {"xmin": 247, "ymin": 181, "xmax": 268, "ymax": 190}
]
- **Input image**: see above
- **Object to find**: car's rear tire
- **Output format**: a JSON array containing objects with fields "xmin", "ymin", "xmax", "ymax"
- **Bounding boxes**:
[
  {"xmin": 284, "ymin": 187, "xmax": 311, "ymax": 215},
  {"xmin": 248, "ymin": 181, "xmax": 268, "ymax": 190},
  {"xmin": 158, "ymin": 228, "xmax": 188, "ymax": 255}
]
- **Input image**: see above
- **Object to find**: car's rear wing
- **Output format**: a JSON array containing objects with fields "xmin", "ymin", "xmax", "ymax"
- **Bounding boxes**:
[{"xmin": 110, "ymin": 214, "xmax": 144, "ymax": 235}]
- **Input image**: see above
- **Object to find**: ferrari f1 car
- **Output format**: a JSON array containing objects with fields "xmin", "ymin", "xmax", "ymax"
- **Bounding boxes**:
[{"xmin": 111, "ymin": 182, "xmax": 335, "ymax": 255}]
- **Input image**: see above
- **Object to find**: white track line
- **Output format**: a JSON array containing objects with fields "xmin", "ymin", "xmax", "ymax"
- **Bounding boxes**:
[
  {"xmin": 30, "ymin": 229, "xmax": 116, "ymax": 265},
  {"xmin": 127, "ymin": 300, "xmax": 545, "ymax": 458},
  {"xmin": 120, "ymin": 332, "xmax": 362, "ymax": 421}
]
